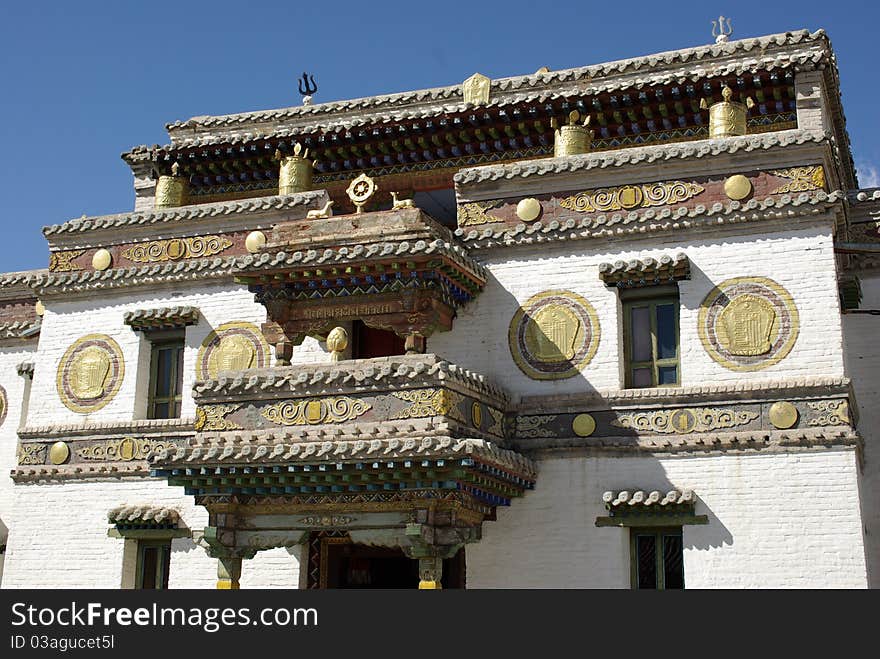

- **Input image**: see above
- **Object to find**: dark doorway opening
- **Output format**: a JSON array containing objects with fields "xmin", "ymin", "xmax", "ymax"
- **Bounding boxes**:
[
  {"xmin": 307, "ymin": 532, "xmax": 465, "ymax": 589},
  {"xmin": 351, "ymin": 320, "xmax": 406, "ymax": 359}
]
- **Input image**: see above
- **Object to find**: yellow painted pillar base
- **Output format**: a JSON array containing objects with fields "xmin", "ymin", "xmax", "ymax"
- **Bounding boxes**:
[
  {"xmin": 418, "ymin": 580, "xmax": 441, "ymax": 590},
  {"xmin": 216, "ymin": 555, "xmax": 242, "ymax": 590}
]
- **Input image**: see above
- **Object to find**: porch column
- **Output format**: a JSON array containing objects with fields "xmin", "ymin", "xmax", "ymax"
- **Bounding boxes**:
[
  {"xmin": 216, "ymin": 555, "xmax": 242, "ymax": 590},
  {"xmin": 418, "ymin": 557, "xmax": 443, "ymax": 590}
]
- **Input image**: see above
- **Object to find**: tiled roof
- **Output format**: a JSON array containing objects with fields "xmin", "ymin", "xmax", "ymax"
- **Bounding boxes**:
[
  {"xmin": 123, "ymin": 306, "xmax": 200, "ymax": 330},
  {"xmin": 107, "ymin": 505, "xmax": 181, "ymax": 526},
  {"xmin": 603, "ymin": 489, "xmax": 695, "ymax": 508},
  {"xmin": 160, "ymin": 31, "xmax": 827, "ymax": 139},
  {"xmin": 42, "ymin": 190, "xmax": 326, "ymax": 237},
  {"xmin": 598, "ymin": 253, "xmax": 690, "ymax": 287}
]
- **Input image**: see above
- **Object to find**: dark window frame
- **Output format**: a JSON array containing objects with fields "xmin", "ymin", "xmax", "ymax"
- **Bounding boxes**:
[
  {"xmin": 621, "ymin": 285, "xmax": 680, "ymax": 388},
  {"xmin": 629, "ymin": 527, "xmax": 684, "ymax": 590},
  {"xmin": 135, "ymin": 540, "xmax": 171, "ymax": 590},
  {"xmin": 147, "ymin": 330, "xmax": 185, "ymax": 420}
]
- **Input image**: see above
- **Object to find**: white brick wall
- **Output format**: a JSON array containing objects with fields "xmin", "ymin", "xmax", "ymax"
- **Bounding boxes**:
[
  {"xmin": 26, "ymin": 281, "xmax": 331, "ymax": 427},
  {"xmin": 431, "ymin": 221, "xmax": 844, "ymax": 398},
  {"xmin": 0, "ymin": 342, "xmax": 36, "ymax": 586},
  {"xmin": 467, "ymin": 449, "xmax": 868, "ymax": 588},
  {"xmin": 2, "ymin": 478, "xmax": 301, "ymax": 589},
  {"xmin": 843, "ymin": 273, "xmax": 880, "ymax": 587}
]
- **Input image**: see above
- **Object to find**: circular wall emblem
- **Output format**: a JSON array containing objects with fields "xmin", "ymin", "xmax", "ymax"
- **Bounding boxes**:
[
  {"xmin": 0, "ymin": 384, "xmax": 8, "ymax": 427},
  {"xmin": 698, "ymin": 277, "xmax": 799, "ymax": 371},
  {"xmin": 57, "ymin": 334, "xmax": 125, "ymax": 413},
  {"xmin": 197, "ymin": 321, "xmax": 270, "ymax": 380},
  {"xmin": 509, "ymin": 290, "xmax": 601, "ymax": 380}
]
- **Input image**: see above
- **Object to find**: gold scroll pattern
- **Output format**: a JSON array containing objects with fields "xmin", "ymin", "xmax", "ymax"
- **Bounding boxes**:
[
  {"xmin": 769, "ymin": 166, "xmax": 826, "ymax": 194},
  {"xmin": 261, "ymin": 397, "xmax": 371, "ymax": 426},
  {"xmin": 458, "ymin": 200, "xmax": 504, "ymax": 227},
  {"xmin": 76, "ymin": 437, "xmax": 176, "ymax": 462},
  {"xmin": 194, "ymin": 404, "xmax": 243, "ymax": 431},
  {"xmin": 121, "ymin": 236, "xmax": 233, "ymax": 263},
  {"xmin": 559, "ymin": 181, "xmax": 704, "ymax": 213},
  {"xmin": 806, "ymin": 400, "xmax": 850, "ymax": 426},
  {"xmin": 390, "ymin": 389, "xmax": 466, "ymax": 422},
  {"xmin": 611, "ymin": 408, "xmax": 759, "ymax": 434},
  {"xmin": 49, "ymin": 250, "xmax": 85, "ymax": 272},
  {"xmin": 17, "ymin": 443, "xmax": 47, "ymax": 465},
  {"xmin": 515, "ymin": 415, "xmax": 557, "ymax": 438}
]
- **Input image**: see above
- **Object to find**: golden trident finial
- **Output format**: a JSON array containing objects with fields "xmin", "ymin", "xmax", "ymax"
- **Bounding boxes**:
[{"xmin": 712, "ymin": 16, "xmax": 733, "ymax": 44}]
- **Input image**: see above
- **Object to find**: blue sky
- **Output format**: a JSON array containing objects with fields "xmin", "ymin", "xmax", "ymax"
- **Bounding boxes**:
[{"xmin": 1, "ymin": 1, "xmax": 878, "ymax": 272}]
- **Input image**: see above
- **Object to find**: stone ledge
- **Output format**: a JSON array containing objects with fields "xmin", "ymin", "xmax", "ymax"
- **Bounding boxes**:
[
  {"xmin": 43, "ymin": 190, "xmax": 327, "ymax": 237},
  {"xmin": 193, "ymin": 354, "xmax": 509, "ymax": 405},
  {"xmin": 516, "ymin": 376, "xmax": 851, "ymax": 411},
  {"xmin": 456, "ymin": 189, "xmax": 843, "ymax": 249},
  {"xmin": 510, "ymin": 427, "xmax": 862, "ymax": 456},
  {"xmin": 18, "ymin": 417, "xmax": 196, "ymax": 439}
]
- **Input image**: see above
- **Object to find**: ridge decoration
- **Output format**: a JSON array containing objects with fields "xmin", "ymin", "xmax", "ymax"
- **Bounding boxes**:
[
  {"xmin": 610, "ymin": 408, "xmax": 759, "ymax": 434},
  {"xmin": 559, "ymin": 181, "xmax": 704, "ymax": 213},
  {"xmin": 261, "ymin": 397, "xmax": 372, "ymax": 425},
  {"xmin": 121, "ymin": 235, "xmax": 233, "ymax": 263}
]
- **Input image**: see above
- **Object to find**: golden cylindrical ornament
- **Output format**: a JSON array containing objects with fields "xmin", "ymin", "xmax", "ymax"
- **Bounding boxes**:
[
  {"xmin": 279, "ymin": 156, "xmax": 314, "ymax": 195},
  {"xmin": 155, "ymin": 175, "xmax": 188, "ymax": 208},
  {"xmin": 708, "ymin": 101, "xmax": 748, "ymax": 138},
  {"xmin": 554, "ymin": 125, "xmax": 591, "ymax": 157}
]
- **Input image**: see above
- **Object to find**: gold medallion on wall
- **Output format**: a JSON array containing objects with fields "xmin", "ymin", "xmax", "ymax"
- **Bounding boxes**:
[
  {"xmin": 509, "ymin": 290, "xmax": 601, "ymax": 380},
  {"xmin": 0, "ymin": 384, "xmax": 7, "ymax": 427},
  {"xmin": 698, "ymin": 277, "xmax": 799, "ymax": 371},
  {"xmin": 56, "ymin": 334, "xmax": 125, "ymax": 413},
  {"xmin": 196, "ymin": 321, "xmax": 270, "ymax": 380}
]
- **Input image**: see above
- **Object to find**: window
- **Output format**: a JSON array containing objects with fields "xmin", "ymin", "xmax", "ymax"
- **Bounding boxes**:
[
  {"xmin": 148, "ymin": 334, "xmax": 184, "ymax": 419},
  {"xmin": 630, "ymin": 528, "xmax": 684, "ymax": 590},
  {"xmin": 622, "ymin": 286, "xmax": 680, "ymax": 388},
  {"xmin": 136, "ymin": 540, "xmax": 171, "ymax": 590}
]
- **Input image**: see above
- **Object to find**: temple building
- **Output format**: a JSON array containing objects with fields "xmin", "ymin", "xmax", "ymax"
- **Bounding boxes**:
[{"xmin": 1, "ymin": 24, "xmax": 879, "ymax": 589}]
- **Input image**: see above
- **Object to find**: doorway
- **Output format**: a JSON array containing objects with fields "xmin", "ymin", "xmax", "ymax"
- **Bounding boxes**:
[{"xmin": 306, "ymin": 532, "xmax": 465, "ymax": 589}]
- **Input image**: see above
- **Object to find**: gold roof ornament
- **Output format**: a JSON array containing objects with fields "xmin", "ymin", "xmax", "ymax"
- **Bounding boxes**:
[
  {"xmin": 326, "ymin": 327, "xmax": 349, "ymax": 362},
  {"xmin": 700, "ymin": 85, "xmax": 755, "ymax": 138},
  {"xmin": 462, "ymin": 73, "xmax": 491, "ymax": 105},
  {"xmin": 551, "ymin": 110, "xmax": 593, "ymax": 157},
  {"xmin": 712, "ymin": 15, "xmax": 733, "ymax": 44},
  {"xmin": 346, "ymin": 173, "xmax": 378, "ymax": 214},
  {"xmin": 155, "ymin": 161, "xmax": 188, "ymax": 209},
  {"xmin": 277, "ymin": 142, "xmax": 316, "ymax": 195}
]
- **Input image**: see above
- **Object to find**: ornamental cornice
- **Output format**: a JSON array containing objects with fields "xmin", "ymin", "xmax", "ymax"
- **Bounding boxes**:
[
  {"xmin": 11, "ymin": 463, "xmax": 151, "ymax": 482},
  {"xmin": 18, "ymin": 417, "xmax": 195, "ymax": 440},
  {"xmin": 510, "ymin": 427, "xmax": 862, "ymax": 456},
  {"xmin": 237, "ymin": 237, "xmax": 487, "ymax": 282},
  {"xmin": 192, "ymin": 354, "xmax": 509, "ymax": 405},
  {"xmin": 0, "ymin": 321, "xmax": 41, "ymax": 341},
  {"xmin": 150, "ymin": 436, "xmax": 537, "ymax": 480},
  {"xmin": 107, "ymin": 505, "xmax": 181, "ymax": 526},
  {"xmin": 454, "ymin": 130, "xmax": 829, "ymax": 187},
  {"xmin": 42, "ymin": 190, "xmax": 327, "ymax": 238},
  {"xmin": 516, "ymin": 376, "xmax": 851, "ymax": 412},
  {"xmin": 456, "ymin": 190, "xmax": 844, "ymax": 249},
  {"xmin": 26, "ymin": 255, "xmax": 243, "ymax": 297},
  {"xmin": 155, "ymin": 31, "xmax": 827, "ymax": 142},
  {"xmin": 598, "ymin": 253, "xmax": 690, "ymax": 287}
]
